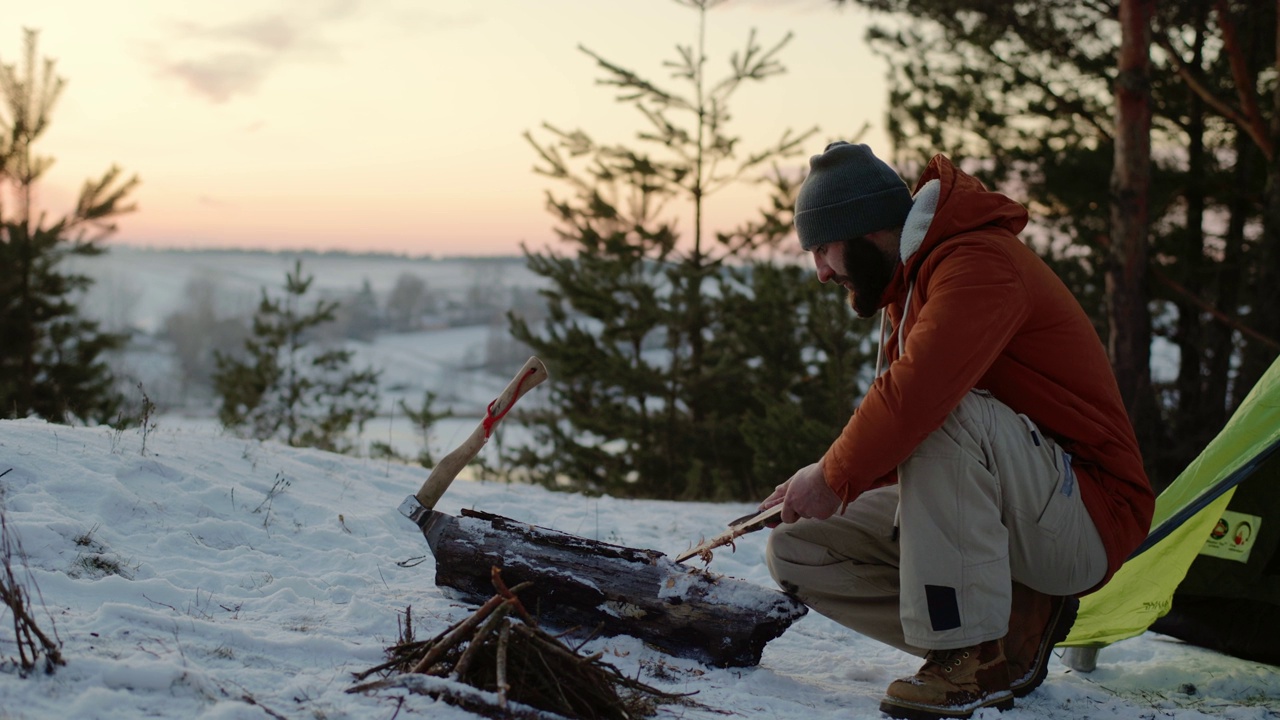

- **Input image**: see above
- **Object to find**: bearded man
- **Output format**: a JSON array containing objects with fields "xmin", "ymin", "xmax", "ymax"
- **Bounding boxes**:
[{"xmin": 761, "ymin": 142, "xmax": 1153, "ymax": 719}]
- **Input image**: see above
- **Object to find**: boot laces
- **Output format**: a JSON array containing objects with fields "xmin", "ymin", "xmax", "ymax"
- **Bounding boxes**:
[{"xmin": 926, "ymin": 647, "xmax": 972, "ymax": 673}]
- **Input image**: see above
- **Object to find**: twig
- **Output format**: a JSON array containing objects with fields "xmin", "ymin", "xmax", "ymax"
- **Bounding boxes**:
[
  {"xmin": 400, "ymin": 605, "xmax": 413, "ymax": 646},
  {"xmin": 451, "ymin": 602, "xmax": 512, "ymax": 680},
  {"xmin": 570, "ymin": 623, "xmax": 606, "ymax": 653},
  {"xmin": 496, "ymin": 621, "xmax": 511, "ymax": 710},
  {"xmin": 239, "ymin": 693, "xmax": 289, "ymax": 720},
  {"xmin": 408, "ymin": 593, "xmax": 507, "ymax": 675},
  {"xmin": 490, "ymin": 567, "xmax": 538, "ymax": 626}
]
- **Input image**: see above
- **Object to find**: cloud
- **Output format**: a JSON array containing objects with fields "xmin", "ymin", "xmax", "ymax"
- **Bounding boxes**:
[
  {"xmin": 152, "ymin": 5, "xmax": 348, "ymax": 104},
  {"xmin": 162, "ymin": 52, "xmax": 277, "ymax": 104},
  {"xmin": 152, "ymin": 1, "xmax": 480, "ymax": 104},
  {"xmin": 212, "ymin": 15, "xmax": 306, "ymax": 53}
]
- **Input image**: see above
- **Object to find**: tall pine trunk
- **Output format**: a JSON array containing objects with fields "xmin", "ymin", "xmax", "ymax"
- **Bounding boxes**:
[{"xmin": 1109, "ymin": 0, "xmax": 1156, "ymax": 438}]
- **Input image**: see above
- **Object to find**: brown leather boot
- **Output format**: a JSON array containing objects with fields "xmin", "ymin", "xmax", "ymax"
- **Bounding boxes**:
[
  {"xmin": 1004, "ymin": 582, "xmax": 1079, "ymax": 698},
  {"xmin": 879, "ymin": 638, "xmax": 1014, "ymax": 720}
]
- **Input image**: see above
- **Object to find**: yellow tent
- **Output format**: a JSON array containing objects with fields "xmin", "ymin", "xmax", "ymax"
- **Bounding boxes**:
[{"xmin": 1063, "ymin": 355, "xmax": 1280, "ymax": 665}]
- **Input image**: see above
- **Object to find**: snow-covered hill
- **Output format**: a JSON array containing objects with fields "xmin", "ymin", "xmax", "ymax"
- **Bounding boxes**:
[{"xmin": 1, "ymin": 419, "xmax": 1277, "ymax": 719}]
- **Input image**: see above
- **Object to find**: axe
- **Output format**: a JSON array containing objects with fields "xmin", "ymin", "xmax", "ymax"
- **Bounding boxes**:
[{"xmin": 398, "ymin": 356, "xmax": 549, "ymax": 545}]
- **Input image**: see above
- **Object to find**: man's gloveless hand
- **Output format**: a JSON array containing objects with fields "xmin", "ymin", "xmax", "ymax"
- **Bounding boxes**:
[{"xmin": 760, "ymin": 461, "xmax": 842, "ymax": 524}]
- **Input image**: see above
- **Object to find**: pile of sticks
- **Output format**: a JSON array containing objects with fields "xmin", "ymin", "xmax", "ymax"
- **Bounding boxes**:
[{"xmin": 349, "ymin": 568, "xmax": 697, "ymax": 720}]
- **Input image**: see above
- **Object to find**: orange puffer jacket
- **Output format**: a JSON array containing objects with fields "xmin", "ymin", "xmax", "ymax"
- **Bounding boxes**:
[{"xmin": 821, "ymin": 154, "xmax": 1154, "ymax": 590}]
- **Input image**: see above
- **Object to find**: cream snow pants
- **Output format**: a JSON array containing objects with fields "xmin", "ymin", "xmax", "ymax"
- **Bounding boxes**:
[{"xmin": 766, "ymin": 390, "xmax": 1108, "ymax": 654}]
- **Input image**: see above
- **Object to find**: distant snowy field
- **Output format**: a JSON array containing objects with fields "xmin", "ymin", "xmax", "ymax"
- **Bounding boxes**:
[
  {"xmin": 68, "ymin": 247, "xmax": 550, "ymax": 458},
  {"xmin": 2, "ymin": 419, "xmax": 1278, "ymax": 720},
  {"xmin": 67, "ymin": 246, "xmax": 545, "ymax": 336}
]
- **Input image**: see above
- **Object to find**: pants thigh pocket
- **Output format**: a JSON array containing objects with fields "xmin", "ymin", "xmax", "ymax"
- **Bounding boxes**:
[{"xmin": 1035, "ymin": 452, "xmax": 1077, "ymax": 539}]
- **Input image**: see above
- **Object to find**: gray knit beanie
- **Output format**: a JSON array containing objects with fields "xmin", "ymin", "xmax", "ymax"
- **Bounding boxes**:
[{"xmin": 794, "ymin": 141, "xmax": 913, "ymax": 251}]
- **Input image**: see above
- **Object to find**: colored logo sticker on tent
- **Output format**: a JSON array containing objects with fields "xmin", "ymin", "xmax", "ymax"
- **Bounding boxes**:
[{"xmin": 1199, "ymin": 509, "xmax": 1261, "ymax": 564}]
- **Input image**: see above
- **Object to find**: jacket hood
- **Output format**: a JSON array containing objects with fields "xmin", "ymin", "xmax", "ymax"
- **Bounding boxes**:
[
  {"xmin": 868, "ymin": 154, "xmax": 1031, "ymax": 376},
  {"xmin": 878, "ymin": 155, "xmax": 1030, "ymax": 309}
]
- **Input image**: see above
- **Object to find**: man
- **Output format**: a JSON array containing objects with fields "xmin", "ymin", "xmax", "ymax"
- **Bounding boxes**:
[{"xmin": 761, "ymin": 142, "xmax": 1153, "ymax": 719}]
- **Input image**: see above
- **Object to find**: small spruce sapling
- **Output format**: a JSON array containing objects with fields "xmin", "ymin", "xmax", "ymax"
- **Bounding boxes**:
[{"xmin": 213, "ymin": 261, "xmax": 380, "ymax": 454}]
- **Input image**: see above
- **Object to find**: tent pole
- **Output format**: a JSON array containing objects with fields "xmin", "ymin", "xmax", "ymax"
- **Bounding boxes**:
[{"xmin": 1062, "ymin": 647, "xmax": 1099, "ymax": 672}]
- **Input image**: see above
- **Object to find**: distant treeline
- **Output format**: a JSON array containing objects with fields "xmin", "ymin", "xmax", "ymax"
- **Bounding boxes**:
[{"xmin": 109, "ymin": 244, "xmax": 526, "ymax": 264}]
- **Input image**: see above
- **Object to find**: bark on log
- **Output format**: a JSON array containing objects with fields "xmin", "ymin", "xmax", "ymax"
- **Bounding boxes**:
[{"xmin": 428, "ymin": 509, "xmax": 807, "ymax": 668}]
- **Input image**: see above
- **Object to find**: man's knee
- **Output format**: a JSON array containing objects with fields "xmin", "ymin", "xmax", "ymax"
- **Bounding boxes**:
[{"xmin": 764, "ymin": 524, "xmax": 806, "ymax": 591}]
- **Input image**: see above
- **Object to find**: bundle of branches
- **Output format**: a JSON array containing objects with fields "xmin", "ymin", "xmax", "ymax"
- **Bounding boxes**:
[
  {"xmin": 1, "ymin": 469, "xmax": 65, "ymax": 676},
  {"xmin": 348, "ymin": 567, "xmax": 698, "ymax": 720}
]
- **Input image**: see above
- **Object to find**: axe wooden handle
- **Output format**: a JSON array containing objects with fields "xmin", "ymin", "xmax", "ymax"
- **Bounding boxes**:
[{"xmin": 413, "ymin": 356, "xmax": 549, "ymax": 510}]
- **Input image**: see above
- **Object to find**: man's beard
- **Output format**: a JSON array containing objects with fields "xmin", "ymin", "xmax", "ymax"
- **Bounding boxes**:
[{"xmin": 838, "ymin": 236, "xmax": 896, "ymax": 318}]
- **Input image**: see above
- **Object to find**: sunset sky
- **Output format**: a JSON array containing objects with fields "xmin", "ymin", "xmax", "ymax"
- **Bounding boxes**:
[{"xmin": 13, "ymin": 0, "xmax": 890, "ymax": 257}]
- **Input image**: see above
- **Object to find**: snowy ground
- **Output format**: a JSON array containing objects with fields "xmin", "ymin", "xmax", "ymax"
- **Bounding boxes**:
[{"xmin": 2, "ymin": 418, "xmax": 1278, "ymax": 720}]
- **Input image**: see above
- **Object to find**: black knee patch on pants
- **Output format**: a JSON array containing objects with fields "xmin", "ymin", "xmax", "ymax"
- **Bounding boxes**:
[{"xmin": 925, "ymin": 584, "xmax": 961, "ymax": 632}]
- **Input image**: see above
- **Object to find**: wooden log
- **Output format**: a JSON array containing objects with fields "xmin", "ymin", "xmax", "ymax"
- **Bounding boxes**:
[{"xmin": 429, "ymin": 509, "xmax": 807, "ymax": 668}]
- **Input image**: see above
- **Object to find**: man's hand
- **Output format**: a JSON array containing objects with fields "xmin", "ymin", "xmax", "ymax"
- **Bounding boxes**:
[{"xmin": 761, "ymin": 462, "xmax": 842, "ymax": 524}]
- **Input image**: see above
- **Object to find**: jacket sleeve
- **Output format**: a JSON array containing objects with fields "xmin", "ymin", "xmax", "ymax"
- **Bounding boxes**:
[{"xmin": 822, "ymin": 237, "xmax": 1032, "ymax": 502}]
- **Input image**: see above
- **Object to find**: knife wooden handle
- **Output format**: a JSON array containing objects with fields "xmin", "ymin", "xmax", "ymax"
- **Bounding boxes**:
[
  {"xmin": 727, "ymin": 504, "xmax": 784, "ymax": 533},
  {"xmin": 413, "ymin": 356, "xmax": 549, "ymax": 510}
]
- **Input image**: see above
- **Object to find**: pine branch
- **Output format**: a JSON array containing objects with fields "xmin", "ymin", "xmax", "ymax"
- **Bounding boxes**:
[
  {"xmin": 1154, "ymin": 18, "xmax": 1272, "ymax": 160},
  {"xmin": 1214, "ymin": 0, "xmax": 1271, "ymax": 158},
  {"xmin": 578, "ymin": 45, "xmax": 687, "ymax": 111}
]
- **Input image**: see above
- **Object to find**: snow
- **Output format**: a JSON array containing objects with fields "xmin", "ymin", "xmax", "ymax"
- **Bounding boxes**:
[{"xmin": 2, "ymin": 418, "xmax": 1278, "ymax": 720}]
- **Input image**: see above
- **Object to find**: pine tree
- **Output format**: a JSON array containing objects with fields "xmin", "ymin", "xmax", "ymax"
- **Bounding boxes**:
[
  {"xmin": 720, "ymin": 260, "xmax": 872, "ymax": 490},
  {"xmin": 510, "ymin": 0, "xmax": 871, "ymax": 500},
  {"xmin": 398, "ymin": 390, "xmax": 450, "ymax": 469},
  {"xmin": 0, "ymin": 29, "xmax": 138, "ymax": 424},
  {"xmin": 212, "ymin": 261, "xmax": 380, "ymax": 454}
]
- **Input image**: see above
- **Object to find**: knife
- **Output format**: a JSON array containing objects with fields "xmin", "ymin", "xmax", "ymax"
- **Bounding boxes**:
[{"xmin": 673, "ymin": 504, "xmax": 783, "ymax": 564}]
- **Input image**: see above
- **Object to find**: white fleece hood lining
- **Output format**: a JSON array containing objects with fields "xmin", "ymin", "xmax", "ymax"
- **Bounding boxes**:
[
  {"xmin": 875, "ymin": 178, "xmax": 940, "ymax": 377},
  {"xmin": 900, "ymin": 179, "xmax": 940, "ymax": 264}
]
